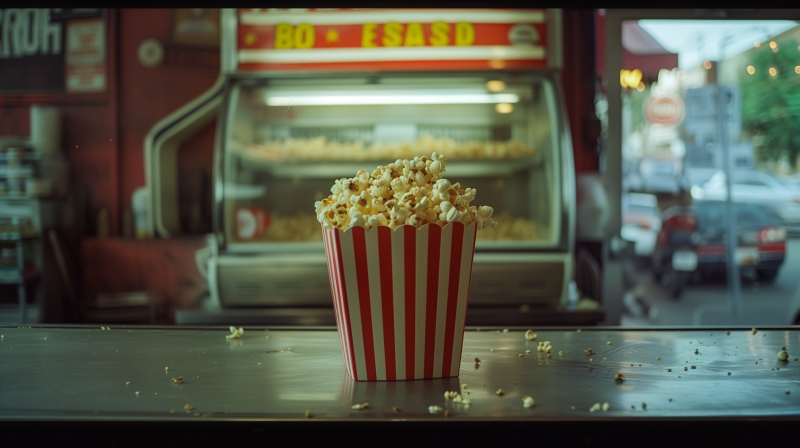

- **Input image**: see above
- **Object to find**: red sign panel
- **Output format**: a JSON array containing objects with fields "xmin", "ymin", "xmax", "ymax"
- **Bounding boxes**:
[
  {"xmin": 236, "ymin": 9, "xmax": 548, "ymax": 72},
  {"xmin": 645, "ymin": 94, "xmax": 685, "ymax": 126}
]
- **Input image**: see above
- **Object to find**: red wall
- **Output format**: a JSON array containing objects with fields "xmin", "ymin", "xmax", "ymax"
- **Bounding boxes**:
[{"xmin": 0, "ymin": 9, "xmax": 219, "ymax": 237}]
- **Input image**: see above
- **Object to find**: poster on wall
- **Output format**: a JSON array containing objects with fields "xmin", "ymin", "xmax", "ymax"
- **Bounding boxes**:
[
  {"xmin": 0, "ymin": 8, "xmax": 105, "ymax": 94},
  {"xmin": 171, "ymin": 9, "xmax": 220, "ymax": 48}
]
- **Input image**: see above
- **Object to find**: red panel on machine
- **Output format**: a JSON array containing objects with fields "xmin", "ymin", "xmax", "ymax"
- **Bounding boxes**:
[{"xmin": 235, "ymin": 9, "xmax": 549, "ymax": 72}]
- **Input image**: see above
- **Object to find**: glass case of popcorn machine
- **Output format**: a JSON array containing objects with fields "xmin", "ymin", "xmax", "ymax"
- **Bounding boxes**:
[{"xmin": 205, "ymin": 9, "xmax": 575, "ymax": 313}]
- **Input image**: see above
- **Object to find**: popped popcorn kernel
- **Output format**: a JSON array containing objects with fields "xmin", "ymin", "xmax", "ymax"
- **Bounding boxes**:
[
  {"xmin": 496, "ymin": 389, "xmax": 505, "ymax": 396},
  {"xmin": 751, "ymin": 328, "xmax": 757, "ymax": 335},
  {"xmin": 522, "ymin": 396, "xmax": 535, "ymax": 408},
  {"xmin": 777, "ymin": 350, "xmax": 789, "ymax": 361},
  {"xmin": 429, "ymin": 405, "xmax": 443, "ymax": 413},
  {"xmin": 351, "ymin": 403, "xmax": 370, "ymax": 410},
  {"xmin": 601, "ymin": 402, "xmax": 610, "ymax": 412},
  {"xmin": 525, "ymin": 330, "xmax": 536, "ymax": 340},
  {"xmin": 226, "ymin": 326, "xmax": 244, "ymax": 339},
  {"xmin": 589, "ymin": 403, "xmax": 601, "ymax": 412}
]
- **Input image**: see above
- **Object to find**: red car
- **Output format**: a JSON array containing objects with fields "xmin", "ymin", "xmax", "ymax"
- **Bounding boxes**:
[{"xmin": 651, "ymin": 201, "xmax": 786, "ymax": 297}]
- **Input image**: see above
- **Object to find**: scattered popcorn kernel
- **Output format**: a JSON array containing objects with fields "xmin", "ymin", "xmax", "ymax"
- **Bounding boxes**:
[
  {"xmin": 164, "ymin": 367, "xmax": 168, "ymax": 371},
  {"xmin": 786, "ymin": 390, "xmax": 791, "ymax": 395},
  {"xmin": 602, "ymin": 402, "xmax": 610, "ymax": 412},
  {"xmin": 589, "ymin": 403, "xmax": 601, "ymax": 412},
  {"xmin": 615, "ymin": 372, "xmax": 625, "ymax": 380},
  {"xmin": 795, "ymin": 358, "xmax": 799, "ymax": 361},
  {"xmin": 461, "ymin": 384, "xmax": 468, "ymax": 389},
  {"xmin": 777, "ymin": 350, "xmax": 789, "ymax": 361},
  {"xmin": 684, "ymin": 367, "xmax": 688, "ymax": 371},
  {"xmin": 639, "ymin": 364, "xmax": 642, "ymax": 366},
  {"xmin": 728, "ymin": 372, "xmax": 731, "ymax": 375},
  {"xmin": 135, "ymin": 391, "xmax": 139, "ymax": 395},
  {"xmin": 642, "ymin": 402, "xmax": 647, "ymax": 410},
  {"xmin": 526, "ymin": 350, "xmax": 531, "ymax": 354},
  {"xmin": 668, "ymin": 369, "xmax": 672, "ymax": 372},
  {"xmin": 126, "ymin": 382, "xmax": 130, "ymax": 386},
  {"xmin": 751, "ymin": 328, "xmax": 757, "ymax": 335},
  {"xmin": 603, "ymin": 357, "xmax": 607, "ymax": 361},
  {"xmin": 585, "ymin": 348, "xmax": 593, "ymax": 355},
  {"xmin": 691, "ymin": 366, "xmax": 696, "ymax": 369},
  {"xmin": 727, "ymin": 331, "xmax": 730, "ymax": 335},
  {"xmin": 607, "ymin": 341, "xmax": 612, "ymax": 345},
  {"xmin": 444, "ymin": 410, "xmax": 450, "ymax": 417},
  {"xmin": 393, "ymin": 407, "xmax": 400, "ymax": 412},
  {"xmin": 172, "ymin": 377, "xmax": 183, "ymax": 383},
  {"xmin": 522, "ymin": 396, "xmax": 535, "ymax": 408},
  {"xmin": 590, "ymin": 358, "xmax": 593, "ymax": 362},
  {"xmin": 657, "ymin": 357, "xmax": 661, "ymax": 361},
  {"xmin": 519, "ymin": 354, "xmax": 524, "ymax": 357},
  {"xmin": 352, "ymin": 403, "xmax": 370, "ymax": 410},
  {"xmin": 475, "ymin": 358, "xmax": 481, "ymax": 363},
  {"xmin": 571, "ymin": 406, "xmax": 576, "ymax": 410},
  {"xmin": 559, "ymin": 351, "xmax": 564, "ymax": 357},
  {"xmin": 588, "ymin": 366, "xmax": 593, "ymax": 371},
  {"xmin": 503, "ymin": 329, "xmax": 509, "ymax": 333},
  {"xmin": 226, "ymin": 326, "xmax": 244, "ymax": 339},
  {"xmin": 429, "ymin": 406, "xmax": 443, "ymax": 413},
  {"xmin": 525, "ymin": 330, "xmax": 536, "ymax": 340},
  {"xmin": 184, "ymin": 405, "xmax": 194, "ymax": 410},
  {"xmin": 496, "ymin": 389, "xmax": 504, "ymax": 396},
  {"xmin": 305, "ymin": 411, "xmax": 313, "ymax": 418}
]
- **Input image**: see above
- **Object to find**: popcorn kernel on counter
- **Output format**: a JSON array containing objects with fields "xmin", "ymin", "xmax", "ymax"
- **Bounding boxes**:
[{"xmin": 314, "ymin": 153, "xmax": 497, "ymax": 231}]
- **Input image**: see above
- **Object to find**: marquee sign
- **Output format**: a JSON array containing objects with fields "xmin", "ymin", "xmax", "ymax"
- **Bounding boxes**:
[{"xmin": 235, "ymin": 9, "xmax": 550, "ymax": 71}]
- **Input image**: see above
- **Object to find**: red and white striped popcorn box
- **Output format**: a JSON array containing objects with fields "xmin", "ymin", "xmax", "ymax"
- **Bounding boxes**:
[{"xmin": 322, "ymin": 221, "xmax": 478, "ymax": 381}]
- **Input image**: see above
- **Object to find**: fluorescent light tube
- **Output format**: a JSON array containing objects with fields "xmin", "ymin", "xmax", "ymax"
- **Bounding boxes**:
[{"xmin": 265, "ymin": 93, "xmax": 519, "ymax": 106}]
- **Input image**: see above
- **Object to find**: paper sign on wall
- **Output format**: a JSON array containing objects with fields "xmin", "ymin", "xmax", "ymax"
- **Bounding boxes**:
[{"xmin": 65, "ymin": 18, "xmax": 106, "ymax": 92}]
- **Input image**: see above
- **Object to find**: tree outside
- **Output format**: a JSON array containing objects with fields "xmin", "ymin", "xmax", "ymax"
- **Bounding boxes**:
[{"xmin": 740, "ymin": 38, "xmax": 800, "ymax": 170}]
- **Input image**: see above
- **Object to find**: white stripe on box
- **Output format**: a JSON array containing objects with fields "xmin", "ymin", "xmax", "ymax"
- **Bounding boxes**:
[
  {"xmin": 364, "ymin": 228, "xmax": 386, "ymax": 380},
  {"xmin": 450, "ymin": 223, "xmax": 477, "ymax": 377},
  {"xmin": 391, "ymin": 228, "xmax": 406, "ymax": 380},
  {"xmin": 433, "ymin": 223, "xmax": 453, "ymax": 378},
  {"xmin": 239, "ymin": 10, "xmax": 545, "ymax": 26},
  {"xmin": 414, "ymin": 225, "xmax": 428, "ymax": 379},
  {"xmin": 323, "ymin": 232, "xmax": 343, "ymax": 373},
  {"xmin": 332, "ymin": 232, "xmax": 353, "ymax": 377},
  {"xmin": 239, "ymin": 46, "xmax": 545, "ymax": 64},
  {"xmin": 339, "ymin": 230, "xmax": 367, "ymax": 381}
]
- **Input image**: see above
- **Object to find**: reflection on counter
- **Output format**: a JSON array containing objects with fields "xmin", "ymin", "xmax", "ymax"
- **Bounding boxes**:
[
  {"xmin": 475, "ymin": 212, "xmax": 540, "ymax": 241},
  {"xmin": 238, "ymin": 134, "xmax": 536, "ymax": 162}
]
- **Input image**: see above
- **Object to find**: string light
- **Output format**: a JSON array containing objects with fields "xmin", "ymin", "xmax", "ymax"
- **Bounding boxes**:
[
  {"xmin": 755, "ymin": 41, "xmax": 761, "ymax": 48},
  {"xmin": 795, "ymin": 66, "xmax": 800, "ymax": 74},
  {"xmin": 769, "ymin": 67, "xmax": 777, "ymax": 76},
  {"xmin": 703, "ymin": 61, "xmax": 712, "ymax": 70},
  {"xmin": 770, "ymin": 41, "xmax": 777, "ymax": 50},
  {"xmin": 747, "ymin": 66, "xmax": 756, "ymax": 75}
]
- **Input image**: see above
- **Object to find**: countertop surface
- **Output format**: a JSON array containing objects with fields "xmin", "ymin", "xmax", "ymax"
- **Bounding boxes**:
[{"xmin": 1, "ymin": 325, "xmax": 799, "ymax": 421}]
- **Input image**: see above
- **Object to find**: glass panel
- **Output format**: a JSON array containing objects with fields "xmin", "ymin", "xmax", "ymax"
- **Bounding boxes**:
[
  {"xmin": 220, "ymin": 76, "xmax": 560, "ymax": 251},
  {"xmin": 619, "ymin": 18, "xmax": 800, "ymax": 327}
]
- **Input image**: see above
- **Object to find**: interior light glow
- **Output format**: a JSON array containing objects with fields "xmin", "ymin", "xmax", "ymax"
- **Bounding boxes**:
[
  {"xmin": 495, "ymin": 103, "xmax": 514, "ymax": 113},
  {"xmin": 486, "ymin": 80, "xmax": 506, "ymax": 92},
  {"xmin": 770, "ymin": 67, "xmax": 777, "ymax": 76},
  {"xmin": 795, "ymin": 66, "xmax": 800, "ymax": 74},
  {"xmin": 747, "ymin": 66, "xmax": 756, "ymax": 74},
  {"xmin": 636, "ymin": 82, "xmax": 645, "ymax": 92},
  {"xmin": 703, "ymin": 61, "xmax": 712, "ymax": 70},
  {"xmin": 265, "ymin": 91, "xmax": 519, "ymax": 106},
  {"xmin": 755, "ymin": 41, "xmax": 761, "ymax": 48},
  {"xmin": 770, "ymin": 41, "xmax": 778, "ymax": 49}
]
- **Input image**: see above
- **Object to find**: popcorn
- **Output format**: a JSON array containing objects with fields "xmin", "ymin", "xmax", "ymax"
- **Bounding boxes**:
[
  {"xmin": 522, "ymin": 396, "xmax": 535, "ymax": 408},
  {"xmin": 428, "ymin": 405, "xmax": 443, "ymax": 413},
  {"xmin": 601, "ymin": 402, "xmax": 610, "ymax": 412},
  {"xmin": 226, "ymin": 327, "xmax": 244, "ymax": 339},
  {"xmin": 524, "ymin": 330, "xmax": 536, "ymax": 341},
  {"xmin": 777, "ymin": 350, "xmax": 789, "ymax": 361},
  {"xmin": 315, "ymin": 153, "xmax": 497, "ymax": 232}
]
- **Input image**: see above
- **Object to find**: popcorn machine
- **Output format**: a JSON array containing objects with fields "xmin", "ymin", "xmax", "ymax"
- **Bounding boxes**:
[{"xmin": 149, "ymin": 8, "xmax": 575, "ymax": 315}]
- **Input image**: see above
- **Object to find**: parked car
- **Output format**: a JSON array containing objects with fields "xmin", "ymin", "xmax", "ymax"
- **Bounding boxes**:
[
  {"xmin": 651, "ymin": 201, "xmax": 787, "ymax": 298},
  {"xmin": 696, "ymin": 169, "xmax": 800, "ymax": 225},
  {"xmin": 621, "ymin": 193, "xmax": 661, "ymax": 258},
  {"xmin": 637, "ymin": 157, "xmax": 690, "ymax": 196}
]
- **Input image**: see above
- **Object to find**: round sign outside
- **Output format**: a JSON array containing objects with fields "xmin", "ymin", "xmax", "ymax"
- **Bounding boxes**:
[{"xmin": 644, "ymin": 94, "xmax": 685, "ymax": 126}]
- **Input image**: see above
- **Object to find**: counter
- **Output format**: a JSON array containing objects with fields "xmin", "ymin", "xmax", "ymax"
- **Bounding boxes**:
[{"xmin": 1, "ymin": 325, "xmax": 798, "ymax": 442}]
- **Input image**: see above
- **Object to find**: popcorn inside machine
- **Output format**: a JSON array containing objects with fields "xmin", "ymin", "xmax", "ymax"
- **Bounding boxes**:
[{"xmin": 152, "ymin": 9, "xmax": 576, "ymax": 321}]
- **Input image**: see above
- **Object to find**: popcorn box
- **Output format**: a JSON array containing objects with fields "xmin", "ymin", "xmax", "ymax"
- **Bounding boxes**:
[{"xmin": 323, "ymin": 222, "xmax": 478, "ymax": 381}]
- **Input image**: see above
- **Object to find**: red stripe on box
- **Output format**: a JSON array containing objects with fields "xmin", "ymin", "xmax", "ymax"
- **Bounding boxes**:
[
  {"xmin": 333, "ymin": 229, "xmax": 358, "ymax": 380},
  {"xmin": 441, "ymin": 223, "xmax": 464, "ymax": 377},
  {"xmin": 403, "ymin": 225, "xmax": 416, "ymax": 380},
  {"xmin": 458, "ymin": 224, "xmax": 478, "ymax": 373},
  {"xmin": 351, "ymin": 227, "xmax": 377, "ymax": 381},
  {"xmin": 424, "ymin": 224, "xmax": 441, "ymax": 379},
  {"xmin": 377, "ymin": 226, "xmax": 397, "ymax": 380}
]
